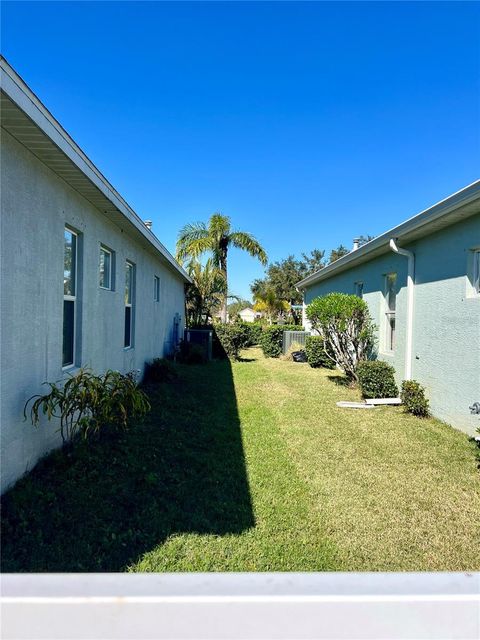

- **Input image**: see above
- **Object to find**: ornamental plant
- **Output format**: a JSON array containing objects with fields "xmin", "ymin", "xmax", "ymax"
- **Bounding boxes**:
[
  {"xmin": 400, "ymin": 380, "xmax": 430, "ymax": 417},
  {"xmin": 357, "ymin": 360, "xmax": 398, "ymax": 399},
  {"xmin": 306, "ymin": 293, "xmax": 375, "ymax": 380},
  {"xmin": 25, "ymin": 368, "xmax": 151, "ymax": 443},
  {"xmin": 304, "ymin": 335, "xmax": 334, "ymax": 369}
]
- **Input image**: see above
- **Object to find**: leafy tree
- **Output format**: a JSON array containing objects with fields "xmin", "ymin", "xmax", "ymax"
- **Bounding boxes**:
[
  {"xmin": 301, "ymin": 249, "xmax": 326, "ymax": 274},
  {"xmin": 329, "ymin": 245, "xmax": 349, "ymax": 264},
  {"xmin": 250, "ymin": 249, "xmax": 325, "ymax": 323},
  {"xmin": 358, "ymin": 234, "xmax": 375, "ymax": 247},
  {"xmin": 185, "ymin": 259, "xmax": 227, "ymax": 326},
  {"xmin": 176, "ymin": 213, "xmax": 267, "ymax": 323},
  {"xmin": 253, "ymin": 287, "xmax": 290, "ymax": 325},
  {"xmin": 306, "ymin": 293, "xmax": 375, "ymax": 380}
]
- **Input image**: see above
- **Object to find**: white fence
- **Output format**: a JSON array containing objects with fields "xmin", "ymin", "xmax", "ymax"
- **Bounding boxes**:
[{"xmin": 2, "ymin": 572, "xmax": 479, "ymax": 639}]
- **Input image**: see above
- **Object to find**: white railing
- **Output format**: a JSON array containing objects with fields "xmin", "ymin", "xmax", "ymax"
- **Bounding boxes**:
[{"xmin": 2, "ymin": 572, "xmax": 479, "ymax": 639}]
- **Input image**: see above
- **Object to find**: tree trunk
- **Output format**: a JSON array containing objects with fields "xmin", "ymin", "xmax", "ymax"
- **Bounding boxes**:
[{"xmin": 220, "ymin": 250, "xmax": 228, "ymax": 324}]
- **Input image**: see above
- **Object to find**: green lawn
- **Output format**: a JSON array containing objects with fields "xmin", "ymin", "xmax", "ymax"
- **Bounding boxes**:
[{"xmin": 2, "ymin": 347, "xmax": 479, "ymax": 572}]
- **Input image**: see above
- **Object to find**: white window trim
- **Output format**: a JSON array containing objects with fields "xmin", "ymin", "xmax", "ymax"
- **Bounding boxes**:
[
  {"xmin": 354, "ymin": 281, "xmax": 364, "ymax": 298},
  {"xmin": 124, "ymin": 261, "xmax": 134, "ymax": 349},
  {"xmin": 99, "ymin": 245, "xmax": 113, "ymax": 290},
  {"xmin": 154, "ymin": 275, "xmax": 160, "ymax": 302},
  {"xmin": 473, "ymin": 249, "xmax": 480, "ymax": 295},
  {"xmin": 63, "ymin": 227, "xmax": 77, "ymax": 370},
  {"xmin": 382, "ymin": 273, "xmax": 397, "ymax": 355}
]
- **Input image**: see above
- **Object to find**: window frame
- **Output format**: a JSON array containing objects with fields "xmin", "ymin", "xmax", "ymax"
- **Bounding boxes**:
[
  {"xmin": 354, "ymin": 281, "xmax": 364, "ymax": 299},
  {"xmin": 383, "ymin": 272, "xmax": 397, "ymax": 354},
  {"xmin": 124, "ymin": 260, "xmax": 135, "ymax": 349},
  {"xmin": 99, "ymin": 245, "xmax": 113, "ymax": 290},
  {"xmin": 154, "ymin": 275, "xmax": 160, "ymax": 302},
  {"xmin": 63, "ymin": 227, "xmax": 78, "ymax": 369},
  {"xmin": 473, "ymin": 249, "xmax": 480, "ymax": 294}
]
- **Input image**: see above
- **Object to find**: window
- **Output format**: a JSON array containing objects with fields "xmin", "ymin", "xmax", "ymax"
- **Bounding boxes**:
[
  {"xmin": 384, "ymin": 273, "xmax": 397, "ymax": 352},
  {"xmin": 63, "ymin": 228, "xmax": 77, "ymax": 367},
  {"xmin": 99, "ymin": 246, "xmax": 113, "ymax": 289},
  {"xmin": 124, "ymin": 261, "xmax": 134, "ymax": 348},
  {"xmin": 473, "ymin": 250, "xmax": 480, "ymax": 294},
  {"xmin": 354, "ymin": 281, "xmax": 364, "ymax": 298},
  {"xmin": 154, "ymin": 275, "xmax": 160, "ymax": 302}
]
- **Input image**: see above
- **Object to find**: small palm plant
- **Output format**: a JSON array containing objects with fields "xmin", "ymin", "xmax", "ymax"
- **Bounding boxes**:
[
  {"xmin": 176, "ymin": 213, "xmax": 268, "ymax": 323},
  {"xmin": 24, "ymin": 368, "xmax": 151, "ymax": 443}
]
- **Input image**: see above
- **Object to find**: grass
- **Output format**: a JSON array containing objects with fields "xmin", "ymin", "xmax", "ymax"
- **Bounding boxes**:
[{"xmin": 2, "ymin": 347, "xmax": 479, "ymax": 572}]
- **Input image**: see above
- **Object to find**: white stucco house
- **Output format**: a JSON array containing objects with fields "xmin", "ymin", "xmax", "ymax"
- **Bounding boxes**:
[
  {"xmin": 0, "ymin": 58, "xmax": 191, "ymax": 492},
  {"xmin": 238, "ymin": 307, "xmax": 260, "ymax": 323}
]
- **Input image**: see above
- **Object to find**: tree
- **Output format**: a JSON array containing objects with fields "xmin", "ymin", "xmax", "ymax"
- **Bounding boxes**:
[
  {"xmin": 249, "ymin": 249, "xmax": 325, "ymax": 324},
  {"xmin": 301, "ymin": 249, "xmax": 326, "ymax": 274},
  {"xmin": 306, "ymin": 293, "xmax": 375, "ymax": 380},
  {"xmin": 253, "ymin": 287, "xmax": 290, "ymax": 325},
  {"xmin": 185, "ymin": 259, "xmax": 227, "ymax": 326},
  {"xmin": 329, "ymin": 245, "xmax": 349, "ymax": 264},
  {"xmin": 358, "ymin": 234, "xmax": 375, "ymax": 247},
  {"xmin": 176, "ymin": 213, "xmax": 267, "ymax": 323}
]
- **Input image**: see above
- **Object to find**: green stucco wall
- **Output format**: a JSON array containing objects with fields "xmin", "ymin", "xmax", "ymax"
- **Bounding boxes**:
[{"xmin": 304, "ymin": 214, "xmax": 480, "ymax": 435}]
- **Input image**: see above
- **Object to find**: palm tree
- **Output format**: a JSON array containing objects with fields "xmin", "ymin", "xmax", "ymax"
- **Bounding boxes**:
[
  {"xmin": 176, "ymin": 213, "xmax": 268, "ymax": 322},
  {"xmin": 185, "ymin": 259, "xmax": 227, "ymax": 326},
  {"xmin": 253, "ymin": 287, "xmax": 290, "ymax": 325}
]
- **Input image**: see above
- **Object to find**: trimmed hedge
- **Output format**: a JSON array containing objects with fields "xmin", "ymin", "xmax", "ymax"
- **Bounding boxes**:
[
  {"xmin": 214, "ymin": 324, "xmax": 249, "ymax": 360},
  {"xmin": 304, "ymin": 335, "xmax": 334, "ymax": 369},
  {"xmin": 401, "ymin": 380, "xmax": 430, "ymax": 417},
  {"xmin": 260, "ymin": 324, "xmax": 301, "ymax": 358},
  {"xmin": 357, "ymin": 360, "xmax": 398, "ymax": 399}
]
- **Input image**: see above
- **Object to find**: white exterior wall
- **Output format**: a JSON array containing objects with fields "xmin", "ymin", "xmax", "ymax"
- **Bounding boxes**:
[{"xmin": 1, "ymin": 131, "xmax": 186, "ymax": 492}]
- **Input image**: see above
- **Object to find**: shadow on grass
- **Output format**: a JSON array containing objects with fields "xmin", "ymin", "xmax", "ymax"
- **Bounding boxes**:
[
  {"xmin": 1, "ymin": 359, "xmax": 254, "ymax": 572},
  {"xmin": 327, "ymin": 375, "xmax": 353, "ymax": 388}
]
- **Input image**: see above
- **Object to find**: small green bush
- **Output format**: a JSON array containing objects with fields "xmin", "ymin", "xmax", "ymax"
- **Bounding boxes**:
[
  {"xmin": 401, "ymin": 380, "xmax": 430, "ymax": 417},
  {"xmin": 25, "ymin": 368, "xmax": 151, "ymax": 443},
  {"xmin": 305, "ymin": 335, "xmax": 334, "ymax": 369},
  {"xmin": 143, "ymin": 358, "xmax": 178, "ymax": 385},
  {"xmin": 245, "ymin": 323, "xmax": 263, "ymax": 346},
  {"xmin": 357, "ymin": 360, "xmax": 398, "ymax": 399},
  {"xmin": 214, "ymin": 324, "xmax": 248, "ymax": 359},
  {"xmin": 260, "ymin": 324, "xmax": 301, "ymax": 358}
]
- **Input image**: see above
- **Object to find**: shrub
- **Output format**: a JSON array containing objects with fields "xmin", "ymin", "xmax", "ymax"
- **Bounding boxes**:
[
  {"xmin": 143, "ymin": 358, "xmax": 178, "ymax": 385},
  {"xmin": 306, "ymin": 293, "xmax": 375, "ymax": 380},
  {"xmin": 245, "ymin": 322, "xmax": 263, "ymax": 346},
  {"xmin": 305, "ymin": 335, "xmax": 334, "ymax": 369},
  {"xmin": 214, "ymin": 324, "xmax": 249, "ymax": 359},
  {"xmin": 260, "ymin": 324, "xmax": 301, "ymax": 358},
  {"xmin": 25, "ymin": 368, "xmax": 151, "ymax": 443},
  {"xmin": 179, "ymin": 341, "xmax": 207, "ymax": 364},
  {"xmin": 357, "ymin": 360, "xmax": 398, "ymax": 399},
  {"xmin": 401, "ymin": 380, "xmax": 430, "ymax": 417}
]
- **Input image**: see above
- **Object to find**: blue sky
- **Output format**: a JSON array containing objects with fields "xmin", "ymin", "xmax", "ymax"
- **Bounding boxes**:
[{"xmin": 2, "ymin": 1, "xmax": 479, "ymax": 299}]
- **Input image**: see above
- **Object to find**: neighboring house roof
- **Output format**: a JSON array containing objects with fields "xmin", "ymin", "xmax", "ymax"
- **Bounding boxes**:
[
  {"xmin": 0, "ymin": 56, "xmax": 191, "ymax": 283},
  {"xmin": 239, "ymin": 308, "xmax": 256, "ymax": 314},
  {"xmin": 296, "ymin": 180, "xmax": 480, "ymax": 290}
]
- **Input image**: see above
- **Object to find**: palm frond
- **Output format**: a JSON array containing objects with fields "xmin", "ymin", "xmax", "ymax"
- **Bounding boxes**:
[
  {"xmin": 230, "ymin": 231, "xmax": 268, "ymax": 265},
  {"xmin": 176, "ymin": 222, "xmax": 211, "ymax": 263}
]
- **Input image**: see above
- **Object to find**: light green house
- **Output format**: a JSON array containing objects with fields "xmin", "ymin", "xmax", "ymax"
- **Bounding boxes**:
[{"xmin": 297, "ymin": 182, "xmax": 480, "ymax": 436}]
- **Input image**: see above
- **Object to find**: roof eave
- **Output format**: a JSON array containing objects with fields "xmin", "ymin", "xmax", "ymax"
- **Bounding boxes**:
[{"xmin": 296, "ymin": 179, "xmax": 480, "ymax": 290}]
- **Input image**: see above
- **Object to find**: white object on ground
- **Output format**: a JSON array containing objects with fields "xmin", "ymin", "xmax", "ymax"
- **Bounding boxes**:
[
  {"xmin": 365, "ymin": 398, "xmax": 402, "ymax": 405},
  {"xmin": 336, "ymin": 401, "xmax": 377, "ymax": 409}
]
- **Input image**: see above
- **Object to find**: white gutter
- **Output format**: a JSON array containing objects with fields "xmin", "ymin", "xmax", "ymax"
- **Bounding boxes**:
[{"xmin": 389, "ymin": 238, "xmax": 414, "ymax": 380}]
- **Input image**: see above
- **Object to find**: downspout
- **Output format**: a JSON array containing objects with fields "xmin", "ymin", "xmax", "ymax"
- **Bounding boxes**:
[{"xmin": 389, "ymin": 238, "xmax": 415, "ymax": 380}]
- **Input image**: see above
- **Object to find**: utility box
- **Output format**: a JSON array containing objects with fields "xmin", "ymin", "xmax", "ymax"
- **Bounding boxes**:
[{"xmin": 184, "ymin": 329, "xmax": 213, "ymax": 361}]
